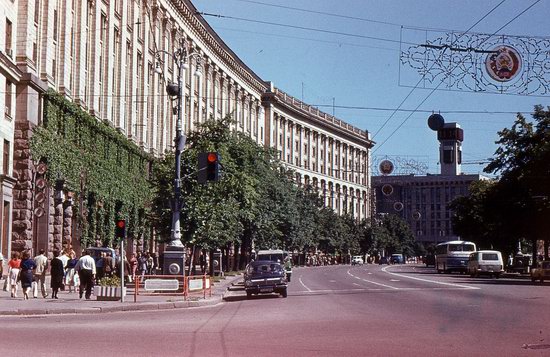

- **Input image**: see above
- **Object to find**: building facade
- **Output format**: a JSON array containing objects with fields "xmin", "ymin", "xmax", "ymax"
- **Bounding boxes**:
[
  {"xmin": 1, "ymin": 0, "xmax": 373, "ymax": 257},
  {"xmin": 372, "ymin": 120, "xmax": 485, "ymax": 245}
]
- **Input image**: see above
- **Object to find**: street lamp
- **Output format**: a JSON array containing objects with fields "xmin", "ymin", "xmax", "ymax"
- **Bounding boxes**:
[{"xmin": 155, "ymin": 39, "xmax": 202, "ymax": 249}]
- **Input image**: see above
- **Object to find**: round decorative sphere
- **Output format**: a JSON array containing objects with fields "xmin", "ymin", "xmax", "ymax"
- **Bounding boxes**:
[{"xmin": 428, "ymin": 113, "xmax": 445, "ymax": 131}]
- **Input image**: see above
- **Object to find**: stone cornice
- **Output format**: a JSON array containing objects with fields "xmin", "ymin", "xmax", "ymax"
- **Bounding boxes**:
[
  {"xmin": 263, "ymin": 89, "xmax": 374, "ymax": 149},
  {"xmin": 169, "ymin": 0, "xmax": 267, "ymax": 95}
]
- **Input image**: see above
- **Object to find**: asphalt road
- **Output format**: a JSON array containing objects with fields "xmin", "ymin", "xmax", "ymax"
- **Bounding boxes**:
[{"xmin": 1, "ymin": 264, "xmax": 549, "ymax": 357}]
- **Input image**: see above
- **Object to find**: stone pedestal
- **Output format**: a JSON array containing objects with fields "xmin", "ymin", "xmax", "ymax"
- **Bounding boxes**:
[{"xmin": 162, "ymin": 246, "xmax": 185, "ymax": 276}]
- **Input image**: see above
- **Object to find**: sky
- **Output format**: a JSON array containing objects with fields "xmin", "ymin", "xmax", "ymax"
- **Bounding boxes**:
[{"xmin": 192, "ymin": 0, "xmax": 549, "ymax": 176}]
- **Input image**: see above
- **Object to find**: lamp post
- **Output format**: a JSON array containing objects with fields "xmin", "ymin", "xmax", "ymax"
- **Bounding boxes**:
[
  {"xmin": 155, "ymin": 40, "xmax": 202, "ymax": 275},
  {"xmin": 155, "ymin": 40, "xmax": 202, "ymax": 248}
]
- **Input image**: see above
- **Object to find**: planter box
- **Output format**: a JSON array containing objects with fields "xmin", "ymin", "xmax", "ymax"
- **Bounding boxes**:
[{"xmin": 94, "ymin": 286, "xmax": 127, "ymax": 301}]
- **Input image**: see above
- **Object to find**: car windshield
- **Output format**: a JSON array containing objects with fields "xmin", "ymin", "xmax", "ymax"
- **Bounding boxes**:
[{"xmin": 248, "ymin": 263, "xmax": 283, "ymax": 274}]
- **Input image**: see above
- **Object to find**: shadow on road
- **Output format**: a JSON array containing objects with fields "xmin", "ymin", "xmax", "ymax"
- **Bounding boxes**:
[{"xmin": 224, "ymin": 293, "xmax": 283, "ymax": 302}]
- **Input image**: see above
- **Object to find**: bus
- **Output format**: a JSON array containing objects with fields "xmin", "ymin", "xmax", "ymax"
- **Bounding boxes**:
[{"xmin": 435, "ymin": 240, "xmax": 476, "ymax": 274}]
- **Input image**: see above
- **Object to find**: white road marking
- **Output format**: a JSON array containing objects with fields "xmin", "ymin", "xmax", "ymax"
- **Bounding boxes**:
[
  {"xmin": 352, "ymin": 283, "xmax": 361, "ymax": 286},
  {"xmin": 299, "ymin": 275, "xmax": 312, "ymax": 292},
  {"xmin": 381, "ymin": 266, "xmax": 480, "ymax": 290},
  {"xmin": 329, "ymin": 280, "xmax": 336, "ymax": 283},
  {"xmin": 390, "ymin": 279, "xmax": 400, "ymax": 282},
  {"xmin": 348, "ymin": 269, "xmax": 399, "ymax": 290}
]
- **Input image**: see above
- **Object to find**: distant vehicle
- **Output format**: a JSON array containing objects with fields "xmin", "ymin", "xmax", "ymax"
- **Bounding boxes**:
[
  {"xmin": 86, "ymin": 247, "xmax": 117, "ymax": 263},
  {"xmin": 424, "ymin": 254, "xmax": 436, "ymax": 267},
  {"xmin": 256, "ymin": 249, "xmax": 292, "ymax": 281},
  {"xmin": 378, "ymin": 257, "xmax": 389, "ymax": 265},
  {"xmin": 435, "ymin": 240, "xmax": 476, "ymax": 274},
  {"xmin": 508, "ymin": 253, "xmax": 532, "ymax": 274},
  {"xmin": 390, "ymin": 254, "xmax": 404, "ymax": 264},
  {"xmin": 244, "ymin": 260, "xmax": 288, "ymax": 298},
  {"xmin": 467, "ymin": 250, "xmax": 504, "ymax": 278},
  {"xmin": 531, "ymin": 261, "xmax": 550, "ymax": 283},
  {"xmin": 351, "ymin": 256, "xmax": 364, "ymax": 266}
]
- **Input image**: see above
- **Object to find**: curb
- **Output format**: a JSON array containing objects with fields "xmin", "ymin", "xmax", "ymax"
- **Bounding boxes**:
[{"xmin": 0, "ymin": 296, "xmax": 223, "ymax": 317}]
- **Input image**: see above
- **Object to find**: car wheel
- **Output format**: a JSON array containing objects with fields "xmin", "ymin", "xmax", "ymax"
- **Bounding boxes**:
[
  {"xmin": 495, "ymin": 274, "xmax": 500, "ymax": 279},
  {"xmin": 281, "ymin": 289, "xmax": 287, "ymax": 298}
]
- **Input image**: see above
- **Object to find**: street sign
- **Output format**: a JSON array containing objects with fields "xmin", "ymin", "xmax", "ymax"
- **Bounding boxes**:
[{"xmin": 144, "ymin": 279, "xmax": 180, "ymax": 291}]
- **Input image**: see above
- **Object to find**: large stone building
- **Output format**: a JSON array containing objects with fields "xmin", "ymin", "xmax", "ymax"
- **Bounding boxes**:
[
  {"xmin": 373, "ymin": 120, "xmax": 486, "ymax": 246},
  {"xmin": 0, "ymin": 0, "xmax": 373, "ymax": 259}
]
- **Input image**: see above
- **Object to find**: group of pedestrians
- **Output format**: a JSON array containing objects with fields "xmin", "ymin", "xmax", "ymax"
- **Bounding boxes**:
[
  {"xmin": 1, "ymin": 248, "xmax": 162, "ymax": 301},
  {"xmin": 1, "ymin": 248, "xmax": 92, "ymax": 300}
]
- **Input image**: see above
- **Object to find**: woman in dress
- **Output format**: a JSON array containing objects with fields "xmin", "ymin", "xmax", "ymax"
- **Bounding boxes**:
[
  {"xmin": 65, "ymin": 252, "xmax": 79, "ymax": 293},
  {"xmin": 50, "ymin": 250, "xmax": 65, "ymax": 299},
  {"xmin": 19, "ymin": 250, "xmax": 36, "ymax": 300},
  {"xmin": 7, "ymin": 251, "xmax": 21, "ymax": 298}
]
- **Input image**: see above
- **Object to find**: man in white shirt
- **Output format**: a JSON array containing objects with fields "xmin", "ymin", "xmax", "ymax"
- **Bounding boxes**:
[
  {"xmin": 33, "ymin": 249, "xmax": 49, "ymax": 298},
  {"xmin": 75, "ymin": 250, "xmax": 96, "ymax": 300}
]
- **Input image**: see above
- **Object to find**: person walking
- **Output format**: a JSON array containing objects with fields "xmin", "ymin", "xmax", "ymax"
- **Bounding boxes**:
[
  {"xmin": 103, "ymin": 252, "xmax": 114, "ymax": 278},
  {"xmin": 129, "ymin": 253, "xmax": 138, "ymax": 282},
  {"xmin": 75, "ymin": 250, "xmax": 96, "ymax": 300},
  {"xmin": 20, "ymin": 250, "xmax": 36, "ymax": 300},
  {"xmin": 96, "ymin": 252, "xmax": 105, "ymax": 282},
  {"xmin": 138, "ymin": 252, "xmax": 148, "ymax": 282},
  {"xmin": 32, "ymin": 249, "xmax": 49, "ymax": 298},
  {"xmin": 50, "ymin": 250, "xmax": 65, "ymax": 299},
  {"xmin": 65, "ymin": 252, "xmax": 79, "ymax": 293},
  {"xmin": 7, "ymin": 251, "xmax": 21, "ymax": 298}
]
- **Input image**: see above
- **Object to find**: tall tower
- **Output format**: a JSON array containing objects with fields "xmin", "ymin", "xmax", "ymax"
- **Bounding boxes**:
[{"xmin": 437, "ymin": 122, "xmax": 463, "ymax": 176}]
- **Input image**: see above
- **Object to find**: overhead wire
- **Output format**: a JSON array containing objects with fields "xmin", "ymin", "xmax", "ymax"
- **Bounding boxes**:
[
  {"xmin": 371, "ymin": 0, "xmax": 507, "ymax": 141},
  {"xmin": 373, "ymin": 0, "xmax": 541, "ymax": 154}
]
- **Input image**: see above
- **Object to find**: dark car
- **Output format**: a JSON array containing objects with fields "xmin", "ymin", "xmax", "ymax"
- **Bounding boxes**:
[
  {"xmin": 378, "ymin": 257, "xmax": 389, "ymax": 265},
  {"xmin": 424, "ymin": 254, "xmax": 436, "ymax": 267},
  {"xmin": 244, "ymin": 260, "xmax": 288, "ymax": 298}
]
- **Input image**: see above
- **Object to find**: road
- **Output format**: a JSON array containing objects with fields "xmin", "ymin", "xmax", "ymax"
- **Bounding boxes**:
[{"xmin": 1, "ymin": 264, "xmax": 549, "ymax": 357}]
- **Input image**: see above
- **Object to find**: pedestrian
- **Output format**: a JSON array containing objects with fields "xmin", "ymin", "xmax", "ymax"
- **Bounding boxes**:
[
  {"xmin": 96, "ymin": 252, "xmax": 105, "ymax": 282},
  {"xmin": 0, "ymin": 251, "xmax": 4, "ymax": 283},
  {"xmin": 20, "ymin": 250, "xmax": 36, "ymax": 300},
  {"xmin": 146, "ymin": 253, "xmax": 154, "ymax": 275},
  {"xmin": 138, "ymin": 252, "xmax": 148, "ymax": 281},
  {"xmin": 50, "ymin": 250, "xmax": 65, "ymax": 299},
  {"xmin": 65, "ymin": 252, "xmax": 79, "ymax": 293},
  {"xmin": 7, "ymin": 251, "xmax": 21, "ymax": 298},
  {"xmin": 129, "ymin": 253, "xmax": 138, "ymax": 282},
  {"xmin": 116, "ymin": 256, "xmax": 131, "ymax": 284},
  {"xmin": 103, "ymin": 251, "xmax": 114, "ymax": 278},
  {"xmin": 75, "ymin": 250, "xmax": 96, "ymax": 300},
  {"xmin": 32, "ymin": 249, "xmax": 49, "ymax": 298}
]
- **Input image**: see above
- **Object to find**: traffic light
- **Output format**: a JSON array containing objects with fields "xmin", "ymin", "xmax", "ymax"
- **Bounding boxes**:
[
  {"xmin": 115, "ymin": 219, "xmax": 126, "ymax": 239},
  {"xmin": 198, "ymin": 152, "xmax": 220, "ymax": 183}
]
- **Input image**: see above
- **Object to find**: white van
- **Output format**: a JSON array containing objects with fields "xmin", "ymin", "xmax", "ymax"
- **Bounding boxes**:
[{"xmin": 467, "ymin": 250, "xmax": 504, "ymax": 278}]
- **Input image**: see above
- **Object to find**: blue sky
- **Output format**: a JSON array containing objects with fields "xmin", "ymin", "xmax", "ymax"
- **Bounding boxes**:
[{"xmin": 192, "ymin": 0, "xmax": 549, "ymax": 176}]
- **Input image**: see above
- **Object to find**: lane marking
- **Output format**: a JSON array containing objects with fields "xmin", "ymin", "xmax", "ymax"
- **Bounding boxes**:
[
  {"xmin": 381, "ymin": 266, "xmax": 480, "ymax": 290},
  {"xmin": 352, "ymin": 283, "xmax": 361, "ymax": 286},
  {"xmin": 329, "ymin": 280, "xmax": 336, "ymax": 283},
  {"xmin": 299, "ymin": 275, "xmax": 312, "ymax": 292},
  {"xmin": 348, "ymin": 269, "xmax": 399, "ymax": 290}
]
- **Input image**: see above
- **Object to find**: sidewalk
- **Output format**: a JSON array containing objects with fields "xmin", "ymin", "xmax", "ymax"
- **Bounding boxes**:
[{"xmin": 0, "ymin": 274, "xmax": 242, "ymax": 316}]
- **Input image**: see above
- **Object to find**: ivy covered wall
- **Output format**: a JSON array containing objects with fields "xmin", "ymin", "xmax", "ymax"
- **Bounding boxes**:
[{"xmin": 29, "ymin": 90, "xmax": 155, "ymax": 248}]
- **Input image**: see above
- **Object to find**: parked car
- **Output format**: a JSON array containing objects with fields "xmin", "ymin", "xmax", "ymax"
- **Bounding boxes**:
[
  {"xmin": 507, "ymin": 253, "xmax": 532, "ymax": 274},
  {"xmin": 378, "ymin": 257, "xmax": 389, "ymax": 265},
  {"xmin": 351, "ymin": 256, "xmax": 364, "ymax": 266},
  {"xmin": 244, "ymin": 260, "xmax": 288, "ymax": 298},
  {"xmin": 390, "ymin": 254, "xmax": 404, "ymax": 264},
  {"xmin": 531, "ymin": 261, "xmax": 550, "ymax": 283},
  {"xmin": 467, "ymin": 250, "xmax": 504, "ymax": 278},
  {"xmin": 424, "ymin": 254, "xmax": 436, "ymax": 267}
]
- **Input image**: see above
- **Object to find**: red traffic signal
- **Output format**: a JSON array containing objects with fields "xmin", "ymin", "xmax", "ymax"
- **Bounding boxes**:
[
  {"xmin": 115, "ymin": 219, "xmax": 126, "ymax": 239},
  {"xmin": 198, "ymin": 152, "xmax": 220, "ymax": 183}
]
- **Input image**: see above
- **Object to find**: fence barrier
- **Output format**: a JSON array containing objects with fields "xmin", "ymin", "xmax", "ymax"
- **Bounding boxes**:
[{"xmin": 133, "ymin": 274, "xmax": 212, "ymax": 302}]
